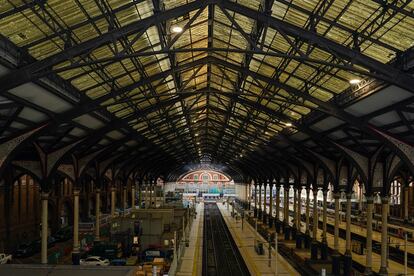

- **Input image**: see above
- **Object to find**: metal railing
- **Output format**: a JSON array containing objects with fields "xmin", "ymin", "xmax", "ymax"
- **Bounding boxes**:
[{"xmin": 79, "ymin": 214, "xmax": 111, "ymax": 233}]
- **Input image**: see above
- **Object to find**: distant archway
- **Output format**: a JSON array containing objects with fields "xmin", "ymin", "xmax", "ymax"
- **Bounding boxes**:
[{"xmin": 172, "ymin": 170, "xmax": 235, "ymax": 198}]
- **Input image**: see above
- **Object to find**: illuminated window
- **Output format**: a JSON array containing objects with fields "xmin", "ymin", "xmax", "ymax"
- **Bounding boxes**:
[{"xmin": 390, "ymin": 180, "xmax": 401, "ymax": 205}]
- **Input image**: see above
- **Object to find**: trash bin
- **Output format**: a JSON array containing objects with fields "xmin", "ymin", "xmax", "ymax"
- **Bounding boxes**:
[{"xmin": 255, "ymin": 241, "xmax": 264, "ymax": 255}]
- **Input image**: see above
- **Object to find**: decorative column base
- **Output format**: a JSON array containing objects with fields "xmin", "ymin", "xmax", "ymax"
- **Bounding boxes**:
[
  {"xmin": 304, "ymin": 233, "xmax": 311, "ymax": 249},
  {"xmin": 331, "ymin": 254, "xmax": 341, "ymax": 275},
  {"xmin": 275, "ymin": 220, "xmax": 281, "ymax": 233},
  {"xmin": 343, "ymin": 254, "xmax": 353, "ymax": 276},
  {"xmin": 364, "ymin": 267, "xmax": 373, "ymax": 276},
  {"xmin": 320, "ymin": 242, "xmax": 328, "ymax": 260},
  {"xmin": 284, "ymin": 225, "xmax": 291, "ymax": 240},
  {"xmin": 291, "ymin": 226, "xmax": 297, "ymax": 239},
  {"xmin": 295, "ymin": 233, "xmax": 303, "ymax": 249},
  {"xmin": 268, "ymin": 217, "xmax": 273, "ymax": 228},
  {"xmin": 310, "ymin": 240, "xmax": 318, "ymax": 260},
  {"xmin": 378, "ymin": 267, "xmax": 388, "ymax": 276},
  {"xmin": 72, "ymin": 251, "xmax": 81, "ymax": 265}
]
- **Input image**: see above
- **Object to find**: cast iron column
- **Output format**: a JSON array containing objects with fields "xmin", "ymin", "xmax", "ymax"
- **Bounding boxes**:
[
  {"xmin": 404, "ymin": 186, "xmax": 409, "ymax": 223},
  {"xmin": 254, "ymin": 183, "xmax": 258, "ymax": 217},
  {"xmin": 275, "ymin": 185, "xmax": 281, "ymax": 232},
  {"xmin": 379, "ymin": 196, "xmax": 389, "ymax": 275},
  {"xmin": 332, "ymin": 192, "xmax": 341, "ymax": 275},
  {"xmin": 111, "ymin": 186, "xmax": 116, "ymax": 217},
  {"xmin": 343, "ymin": 192, "xmax": 353, "ymax": 275},
  {"xmin": 263, "ymin": 181, "xmax": 268, "ymax": 224},
  {"xmin": 365, "ymin": 195, "xmax": 374, "ymax": 275},
  {"xmin": 95, "ymin": 189, "xmax": 101, "ymax": 241},
  {"xmin": 41, "ymin": 192, "xmax": 49, "ymax": 264},
  {"xmin": 258, "ymin": 182, "xmax": 262, "ymax": 220},
  {"xmin": 320, "ymin": 189, "xmax": 328, "ymax": 260},
  {"xmin": 292, "ymin": 186, "xmax": 297, "ymax": 239},
  {"xmin": 304, "ymin": 187, "xmax": 311, "ymax": 248},
  {"xmin": 283, "ymin": 184, "xmax": 290, "ymax": 240},
  {"xmin": 73, "ymin": 189, "xmax": 80, "ymax": 252},
  {"xmin": 269, "ymin": 182, "xmax": 273, "ymax": 227},
  {"xmin": 310, "ymin": 188, "xmax": 319, "ymax": 260}
]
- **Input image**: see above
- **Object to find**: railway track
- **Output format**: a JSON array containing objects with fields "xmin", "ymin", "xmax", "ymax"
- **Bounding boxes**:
[{"xmin": 203, "ymin": 203, "xmax": 250, "ymax": 276}]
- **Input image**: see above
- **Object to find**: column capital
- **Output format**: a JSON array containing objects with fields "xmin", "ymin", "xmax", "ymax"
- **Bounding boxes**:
[
  {"xmin": 111, "ymin": 187, "xmax": 117, "ymax": 192},
  {"xmin": 333, "ymin": 192, "xmax": 341, "ymax": 199},
  {"xmin": 40, "ymin": 192, "xmax": 49, "ymax": 200},
  {"xmin": 366, "ymin": 196, "xmax": 374, "ymax": 204},
  {"xmin": 381, "ymin": 196, "xmax": 389, "ymax": 204},
  {"xmin": 73, "ymin": 189, "xmax": 80, "ymax": 196},
  {"xmin": 95, "ymin": 188, "xmax": 101, "ymax": 193}
]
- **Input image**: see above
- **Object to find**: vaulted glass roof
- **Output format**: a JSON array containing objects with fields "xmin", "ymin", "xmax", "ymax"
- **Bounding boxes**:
[{"xmin": 0, "ymin": 0, "xmax": 413, "ymax": 178}]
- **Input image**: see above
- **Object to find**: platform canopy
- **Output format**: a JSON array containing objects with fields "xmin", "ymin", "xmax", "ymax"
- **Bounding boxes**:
[{"xmin": 0, "ymin": 0, "xmax": 413, "ymax": 183}]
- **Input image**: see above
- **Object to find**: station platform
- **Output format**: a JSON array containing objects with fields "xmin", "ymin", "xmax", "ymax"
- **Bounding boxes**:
[
  {"xmin": 176, "ymin": 202, "xmax": 204, "ymax": 276},
  {"xmin": 265, "ymin": 202, "xmax": 414, "ymax": 255},
  {"xmin": 273, "ymin": 205, "xmax": 414, "ymax": 275},
  {"xmin": 324, "ymin": 213, "xmax": 414, "ymax": 254},
  {"xmin": 217, "ymin": 203, "xmax": 298, "ymax": 275}
]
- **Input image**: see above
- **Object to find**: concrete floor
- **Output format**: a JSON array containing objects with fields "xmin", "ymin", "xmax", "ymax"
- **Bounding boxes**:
[
  {"xmin": 0, "ymin": 265, "xmax": 135, "ymax": 276},
  {"xmin": 176, "ymin": 202, "xmax": 204, "ymax": 276},
  {"xmin": 255, "ymin": 202, "xmax": 414, "ymax": 275},
  {"xmin": 218, "ymin": 203, "xmax": 298, "ymax": 275}
]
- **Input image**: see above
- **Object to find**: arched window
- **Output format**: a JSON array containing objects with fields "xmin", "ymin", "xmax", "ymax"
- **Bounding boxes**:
[
  {"xmin": 390, "ymin": 180, "xmax": 401, "ymax": 205},
  {"xmin": 194, "ymin": 174, "xmax": 198, "ymax": 181}
]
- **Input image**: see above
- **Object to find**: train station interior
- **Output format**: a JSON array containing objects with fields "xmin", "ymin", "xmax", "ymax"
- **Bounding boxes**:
[{"xmin": 0, "ymin": 0, "xmax": 414, "ymax": 275}]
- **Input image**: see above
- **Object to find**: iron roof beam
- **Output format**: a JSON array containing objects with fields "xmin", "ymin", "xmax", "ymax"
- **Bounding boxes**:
[
  {"xmin": 0, "ymin": 0, "xmax": 213, "ymax": 93},
  {"xmin": 220, "ymin": 0, "xmax": 414, "ymax": 94}
]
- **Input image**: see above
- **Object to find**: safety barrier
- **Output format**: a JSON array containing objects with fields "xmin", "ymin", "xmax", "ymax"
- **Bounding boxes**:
[{"xmin": 79, "ymin": 214, "xmax": 112, "ymax": 233}]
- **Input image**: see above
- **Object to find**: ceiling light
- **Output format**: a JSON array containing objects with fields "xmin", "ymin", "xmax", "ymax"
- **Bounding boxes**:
[
  {"xmin": 349, "ymin": 79, "xmax": 361, "ymax": 85},
  {"xmin": 239, "ymin": 154, "xmax": 243, "ymax": 157},
  {"xmin": 195, "ymin": 133, "xmax": 199, "ymax": 137},
  {"xmin": 197, "ymin": 142, "xmax": 200, "ymax": 145},
  {"xmin": 285, "ymin": 122, "xmax": 292, "ymax": 127},
  {"xmin": 171, "ymin": 26, "xmax": 183, "ymax": 33}
]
